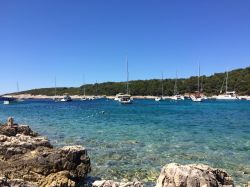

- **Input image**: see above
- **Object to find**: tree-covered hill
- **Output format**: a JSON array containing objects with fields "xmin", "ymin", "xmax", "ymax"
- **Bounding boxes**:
[{"xmin": 17, "ymin": 66, "xmax": 250, "ymax": 96}]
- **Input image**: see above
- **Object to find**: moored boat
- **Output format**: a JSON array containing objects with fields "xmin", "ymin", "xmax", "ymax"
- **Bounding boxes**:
[
  {"xmin": 216, "ymin": 71, "xmax": 238, "ymax": 100},
  {"xmin": 170, "ymin": 71, "xmax": 185, "ymax": 101},
  {"xmin": 118, "ymin": 56, "xmax": 132, "ymax": 104},
  {"xmin": 60, "ymin": 94, "xmax": 72, "ymax": 102},
  {"xmin": 190, "ymin": 63, "xmax": 203, "ymax": 102},
  {"xmin": 155, "ymin": 73, "xmax": 164, "ymax": 102},
  {"xmin": 119, "ymin": 94, "xmax": 132, "ymax": 104}
]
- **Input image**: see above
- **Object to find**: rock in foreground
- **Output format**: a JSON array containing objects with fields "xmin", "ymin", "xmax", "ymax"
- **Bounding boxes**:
[
  {"xmin": 0, "ymin": 118, "xmax": 91, "ymax": 187},
  {"xmin": 156, "ymin": 163, "xmax": 233, "ymax": 187}
]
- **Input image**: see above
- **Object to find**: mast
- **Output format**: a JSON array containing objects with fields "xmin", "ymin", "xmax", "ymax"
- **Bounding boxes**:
[
  {"xmin": 174, "ymin": 71, "xmax": 178, "ymax": 95},
  {"xmin": 198, "ymin": 63, "xmax": 200, "ymax": 92},
  {"xmin": 161, "ymin": 72, "xmax": 164, "ymax": 97},
  {"xmin": 82, "ymin": 74, "xmax": 85, "ymax": 96},
  {"xmin": 54, "ymin": 77, "xmax": 57, "ymax": 97},
  {"xmin": 225, "ymin": 71, "xmax": 228, "ymax": 93},
  {"xmin": 16, "ymin": 81, "xmax": 20, "ymax": 92},
  {"xmin": 126, "ymin": 56, "xmax": 129, "ymax": 94},
  {"xmin": 95, "ymin": 80, "xmax": 98, "ymax": 96}
]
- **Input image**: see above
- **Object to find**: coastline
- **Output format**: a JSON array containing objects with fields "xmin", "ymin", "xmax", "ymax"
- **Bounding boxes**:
[{"xmin": 3, "ymin": 93, "xmax": 250, "ymax": 100}]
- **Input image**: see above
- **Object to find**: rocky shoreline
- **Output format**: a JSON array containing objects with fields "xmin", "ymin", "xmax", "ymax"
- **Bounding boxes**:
[{"xmin": 0, "ymin": 117, "xmax": 249, "ymax": 187}]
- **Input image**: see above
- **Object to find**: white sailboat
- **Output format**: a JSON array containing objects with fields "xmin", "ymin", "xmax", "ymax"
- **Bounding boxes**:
[
  {"xmin": 81, "ymin": 75, "xmax": 87, "ymax": 101},
  {"xmin": 190, "ymin": 64, "xmax": 202, "ymax": 102},
  {"xmin": 171, "ymin": 71, "xmax": 184, "ymax": 100},
  {"xmin": 53, "ymin": 77, "xmax": 60, "ymax": 102},
  {"xmin": 216, "ymin": 71, "xmax": 238, "ymax": 100},
  {"xmin": 119, "ymin": 56, "xmax": 132, "ymax": 104},
  {"xmin": 16, "ymin": 81, "xmax": 24, "ymax": 102},
  {"xmin": 155, "ymin": 73, "xmax": 164, "ymax": 101}
]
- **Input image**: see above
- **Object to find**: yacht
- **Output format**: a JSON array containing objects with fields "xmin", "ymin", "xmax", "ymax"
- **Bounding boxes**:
[
  {"xmin": 172, "ymin": 94, "xmax": 185, "ymax": 100},
  {"xmin": 81, "ymin": 97, "xmax": 87, "ymax": 101},
  {"xmin": 1, "ymin": 96, "xmax": 15, "ymax": 105},
  {"xmin": 170, "ymin": 72, "xmax": 185, "ymax": 100},
  {"xmin": 216, "ymin": 71, "xmax": 238, "ymax": 100},
  {"xmin": 155, "ymin": 97, "xmax": 162, "ymax": 102},
  {"xmin": 216, "ymin": 91, "xmax": 238, "ymax": 100},
  {"xmin": 3, "ymin": 100, "xmax": 10, "ymax": 105},
  {"xmin": 60, "ymin": 94, "xmax": 72, "ymax": 102},
  {"xmin": 16, "ymin": 82, "xmax": 25, "ymax": 102},
  {"xmin": 118, "ymin": 56, "xmax": 132, "ymax": 104},
  {"xmin": 190, "ymin": 93, "xmax": 202, "ymax": 102},
  {"xmin": 155, "ymin": 73, "xmax": 164, "ymax": 102},
  {"xmin": 81, "ymin": 76, "xmax": 87, "ymax": 101},
  {"xmin": 119, "ymin": 94, "xmax": 132, "ymax": 104},
  {"xmin": 191, "ymin": 64, "xmax": 203, "ymax": 102}
]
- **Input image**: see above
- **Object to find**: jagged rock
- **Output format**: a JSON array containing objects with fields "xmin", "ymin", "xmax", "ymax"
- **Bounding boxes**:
[
  {"xmin": 92, "ymin": 179, "xmax": 143, "ymax": 187},
  {"xmin": 38, "ymin": 171, "xmax": 75, "ymax": 187},
  {"xmin": 0, "ymin": 176, "xmax": 36, "ymax": 187},
  {"xmin": 0, "ymin": 119, "xmax": 91, "ymax": 186},
  {"xmin": 155, "ymin": 163, "xmax": 234, "ymax": 187},
  {"xmin": 0, "ymin": 124, "xmax": 38, "ymax": 137},
  {"xmin": 0, "ymin": 126, "xmax": 52, "ymax": 159}
]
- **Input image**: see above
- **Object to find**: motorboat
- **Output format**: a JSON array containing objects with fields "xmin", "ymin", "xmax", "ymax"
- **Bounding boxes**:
[{"xmin": 60, "ymin": 94, "xmax": 72, "ymax": 102}]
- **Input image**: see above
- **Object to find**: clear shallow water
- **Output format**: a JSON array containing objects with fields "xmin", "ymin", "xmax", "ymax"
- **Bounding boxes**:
[{"xmin": 0, "ymin": 99, "xmax": 250, "ymax": 185}]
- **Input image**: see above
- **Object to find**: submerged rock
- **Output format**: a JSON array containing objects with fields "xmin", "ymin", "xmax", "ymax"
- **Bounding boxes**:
[
  {"xmin": 92, "ymin": 179, "xmax": 143, "ymax": 187},
  {"xmin": 156, "ymin": 163, "xmax": 233, "ymax": 187},
  {"xmin": 0, "ymin": 118, "xmax": 91, "ymax": 187}
]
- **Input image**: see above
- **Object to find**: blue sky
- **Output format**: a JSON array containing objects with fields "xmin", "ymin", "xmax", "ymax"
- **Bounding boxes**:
[{"xmin": 0, "ymin": 0, "xmax": 250, "ymax": 94}]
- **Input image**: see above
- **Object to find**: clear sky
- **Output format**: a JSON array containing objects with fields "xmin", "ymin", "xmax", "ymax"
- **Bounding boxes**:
[{"xmin": 0, "ymin": 0, "xmax": 250, "ymax": 94}]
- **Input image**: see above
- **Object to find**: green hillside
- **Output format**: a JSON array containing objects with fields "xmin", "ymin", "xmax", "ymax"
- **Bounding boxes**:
[{"xmin": 18, "ymin": 67, "xmax": 250, "ymax": 96}]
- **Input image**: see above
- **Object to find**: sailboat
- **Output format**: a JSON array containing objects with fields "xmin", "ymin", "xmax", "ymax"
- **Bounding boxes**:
[
  {"xmin": 81, "ymin": 75, "xmax": 87, "ymax": 101},
  {"xmin": 216, "ymin": 71, "xmax": 238, "ymax": 100},
  {"xmin": 119, "ymin": 56, "xmax": 132, "ymax": 104},
  {"xmin": 155, "ymin": 73, "xmax": 164, "ymax": 101},
  {"xmin": 16, "ymin": 81, "xmax": 24, "ymax": 102},
  {"xmin": 190, "ymin": 64, "xmax": 202, "ymax": 102},
  {"xmin": 53, "ymin": 77, "xmax": 60, "ymax": 102},
  {"xmin": 171, "ymin": 71, "xmax": 184, "ymax": 100}
]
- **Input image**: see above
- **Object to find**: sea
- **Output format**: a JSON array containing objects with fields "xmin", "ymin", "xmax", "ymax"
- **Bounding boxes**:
[{"xmin": 0, "ymin": 99, "xmax": 249, "ymax": 186}]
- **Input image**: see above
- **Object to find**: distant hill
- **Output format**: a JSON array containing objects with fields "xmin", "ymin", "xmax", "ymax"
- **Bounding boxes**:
[{"xmin": 17, "ymin": 66, "xmax": 250, "ymax": 96}]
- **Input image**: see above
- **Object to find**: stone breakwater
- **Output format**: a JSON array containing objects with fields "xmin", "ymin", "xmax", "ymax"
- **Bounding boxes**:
[{"xmin": 0, "ymin": 117, "xmax": 249, "ymax": 187}]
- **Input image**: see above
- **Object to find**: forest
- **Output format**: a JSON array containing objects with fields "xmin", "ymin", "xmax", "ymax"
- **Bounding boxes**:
[{"xmin": 18, "ymin": 67, "xmax": 250, "ymax": 96}]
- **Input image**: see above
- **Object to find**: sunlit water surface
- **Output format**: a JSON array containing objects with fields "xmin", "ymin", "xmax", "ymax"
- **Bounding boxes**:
[{"xmin": 0, "ymin": 99, "xmax": 249, "ymax": 186}]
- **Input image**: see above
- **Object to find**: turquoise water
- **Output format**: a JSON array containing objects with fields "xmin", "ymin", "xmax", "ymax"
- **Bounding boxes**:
[{"xmin": 0, "ymin": 99, "xmax": 250, "ymax": 185}]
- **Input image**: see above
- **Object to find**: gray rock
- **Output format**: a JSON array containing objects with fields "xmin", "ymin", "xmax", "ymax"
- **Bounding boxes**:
[
  {"xmin": 0, "ymin": 119, "xmax": 91, "ymax": 187},
  {"xmin": 156, "ymin": 163, "xmax": 234, "ymax": 187},
  {"xmin": 93, "ymin": 179, "xmax": 143, "ymax": 187}
]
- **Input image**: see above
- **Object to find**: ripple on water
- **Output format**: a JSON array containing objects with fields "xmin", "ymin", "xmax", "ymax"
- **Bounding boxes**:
[{"xmin": 0, "ymin": 99, "xmax": 250, "ymax": 185}]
